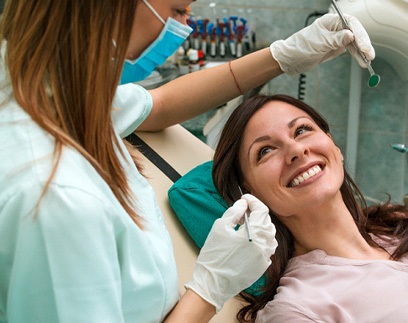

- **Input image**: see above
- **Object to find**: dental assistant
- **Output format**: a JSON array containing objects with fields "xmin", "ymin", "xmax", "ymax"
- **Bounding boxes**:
[{"xmin": 0, "ymin": 0, "xmax": 374, "ymax": 322}]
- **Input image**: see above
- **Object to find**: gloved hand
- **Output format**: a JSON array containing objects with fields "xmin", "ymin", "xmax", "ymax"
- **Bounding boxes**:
[
  {"xmin": 185, "ymin": 194, "xmax": 278, "ymax": 312},
  {"xmin": 270, "ymin": 13, "xmax": 375, "ymax": 75}
]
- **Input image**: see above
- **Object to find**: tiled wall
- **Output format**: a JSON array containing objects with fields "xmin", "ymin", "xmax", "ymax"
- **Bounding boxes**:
[{"xmin": 188, "ymin": 0, "xmax": 408, "ymax": 204}]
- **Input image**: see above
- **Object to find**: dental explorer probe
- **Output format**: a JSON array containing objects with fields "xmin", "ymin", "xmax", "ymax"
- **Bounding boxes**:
[
  {"xmin": 238, "ymin": 186, "xmax": 252, "ymax": 242},
  {"xmin": 331, "ymin": 0, "xmax": 380, "ymax": 87}
]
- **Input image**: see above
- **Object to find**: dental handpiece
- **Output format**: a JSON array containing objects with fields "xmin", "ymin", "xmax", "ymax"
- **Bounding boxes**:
[
  {"xmin": 331, "ymin": 0, "xmax": 380, "ymax": 87},
  {"xmin": 238, "ymin": 186, "xmax": 252, "ymax": 242}
]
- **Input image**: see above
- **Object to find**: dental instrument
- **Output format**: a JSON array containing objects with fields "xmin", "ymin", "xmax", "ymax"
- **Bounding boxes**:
[
  {"xmin": 238, "ymin": 186, "xmax": 252, "ymax": 242},
  {"xmin": 331, "ymin": 0, "xmax": 380, "ymax": 88},
  {"xmin": 391, "ymin": 143, "xmax": 408, "ymax": 153}
]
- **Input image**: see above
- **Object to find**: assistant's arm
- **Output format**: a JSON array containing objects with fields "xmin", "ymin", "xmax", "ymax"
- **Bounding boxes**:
[
  {"xmin": 138, "ymin": 13, "xmax": 375, "ymax": 132},
  {"xmin": 164, "ymin": 289, "xmax": 216, "ymax": 322},
  {"xmin": 141, "ymin": 48, "xmax": 279, "ymax": 131}
]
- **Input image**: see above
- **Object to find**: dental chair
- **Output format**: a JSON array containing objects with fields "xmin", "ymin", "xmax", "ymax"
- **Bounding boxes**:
[{"xmin": 133, "ymin": 125, "xmax": 243, "ymax": 322}]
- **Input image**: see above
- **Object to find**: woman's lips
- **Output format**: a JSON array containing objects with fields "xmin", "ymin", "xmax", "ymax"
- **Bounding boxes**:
[{"xmin": 288, "ymin": 165, "xmax": 323, "ymax": 188}]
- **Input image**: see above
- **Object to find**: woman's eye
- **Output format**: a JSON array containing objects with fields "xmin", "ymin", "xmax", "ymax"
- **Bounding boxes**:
[
  {"xmin": 295, "ymin": 124, "xmax": 313, "ymax": 137},
  {"xmin": 176, "ymin": 9, "xmax": 188, "ymax": 16},
  {"xmin": 257, "ymin": 146, "xmax": 273, "ymax": 161}
]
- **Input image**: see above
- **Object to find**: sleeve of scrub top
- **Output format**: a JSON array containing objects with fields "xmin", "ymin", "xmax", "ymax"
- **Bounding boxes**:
[
  {"xmin": 112, "ymin": 83, "xmax": 153, "ymax": 138},
  {"xmin": 5, "ymin": 182, "xmax": 126, "ymax": 323}
]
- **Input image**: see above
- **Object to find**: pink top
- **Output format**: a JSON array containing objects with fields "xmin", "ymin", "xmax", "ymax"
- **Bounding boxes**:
[{"xmin": 256, "ymin": 239, "xmax": 408, "ymax": 322}]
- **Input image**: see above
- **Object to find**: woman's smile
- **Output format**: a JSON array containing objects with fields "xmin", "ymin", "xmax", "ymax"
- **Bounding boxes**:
[{"xmin": 287, "ymin": 164, "xmax": 323, "ymax": 188}]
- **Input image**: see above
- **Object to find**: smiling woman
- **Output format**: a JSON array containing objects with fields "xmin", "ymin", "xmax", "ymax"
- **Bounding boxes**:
[
  {"xmin": 212, "ymin": 94, "xmax": 408, "ymax": 323},
  {"xmin": 237, "ymin": 99, "xmax": 345, "ymax": 218}
]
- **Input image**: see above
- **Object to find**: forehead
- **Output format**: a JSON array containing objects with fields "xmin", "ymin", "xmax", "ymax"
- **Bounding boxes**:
[{"xmin": 246, "ymin": 101, "xmax": 310, "ymax": 130}]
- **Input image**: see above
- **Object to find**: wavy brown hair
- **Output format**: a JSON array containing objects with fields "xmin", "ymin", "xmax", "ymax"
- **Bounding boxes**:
[
  {"xmin": 213, "ymin": 94, "xmax": 408, "ymax": 322},
  {"xmin": 0, "ymin": 0, "xmax": 143, "ymax": 226}
]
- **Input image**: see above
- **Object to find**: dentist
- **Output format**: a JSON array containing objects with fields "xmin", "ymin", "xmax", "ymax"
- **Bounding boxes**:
[{"xmin": 0, "ymin": 0, "xmax": 374, "ymax": 322}]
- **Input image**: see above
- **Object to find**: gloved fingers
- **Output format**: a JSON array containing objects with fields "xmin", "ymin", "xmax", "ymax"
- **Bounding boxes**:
[
  {"xmin": 320, "ymin": 12, "xmax": 375, "ymax": 62},
  {"xmin": 189, "ymin": 200, "xmax": 278, "ymax": 312},
  {"xmin": 321, "ymin": 48, "xmax": 347, "ymax": 64},
  {"xmin": 317, "ymin": 13, "xmax": 343, "ymax": 32},
  {"xmin": 336, "ymin": 29, "xmax": 354, "ymax": 47},
  {"xmin": 241, "ymin": 193, "xmax": 268, "ymax": 214},
  {"xmin": 238, "ymin": 194, "xmax": 278, "ymax": 255},
  {"xmin": 315, "ymin": 15, "xmax": 354, "ymax": 49},
  {"xmin": 346, "ymin": 34, "xmax": 375, "ymax": 68},
  {"xmin": 345, "ymin": 15, "xmax": 375, "ymax": 61},
  {"xmin": 241, "ymin": 194, "xmax": 272, "ymax": 225},
  {"xmin": 248, "ymin": 218, "xmax": 278, "ymax": 256},
  {"xmin": 339, "ymin": 13, "xmax": 375, "ymax": 67},
  {"xmin": 347, "ymin": 45, "xmax": 371, "ymax": 68},
  {"xmin": 219, "ymin": 198, "xmax": 248, "ymax": 227},
  {"xmin": 258, "ymin": 227, "xmax": 279, "ymax": 256}
]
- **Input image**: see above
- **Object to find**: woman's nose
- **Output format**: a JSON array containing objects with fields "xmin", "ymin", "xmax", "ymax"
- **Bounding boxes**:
[{"xmin": 285, "ymin": 141, "xmax": 309, "ymax": 164}]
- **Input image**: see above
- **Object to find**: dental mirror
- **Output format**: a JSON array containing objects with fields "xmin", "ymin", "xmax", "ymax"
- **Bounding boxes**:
[{"xmin": 331, "ymin": 0, "xmax": 380, "ymax": 88}]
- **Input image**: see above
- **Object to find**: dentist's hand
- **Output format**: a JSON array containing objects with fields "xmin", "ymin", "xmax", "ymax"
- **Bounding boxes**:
[
  {"xmin": 185, "ymin": 194, "xmax": 278, "ymax": 312},
  {"xmin": 270, "ymin": 13, "xmax": 375, "ymax": 75}
]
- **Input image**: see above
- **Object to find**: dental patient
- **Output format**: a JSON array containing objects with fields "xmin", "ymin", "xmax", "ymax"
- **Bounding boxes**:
[{"xmin": 212, "ymin": 94, "xmax": 408, "ymax": 322}]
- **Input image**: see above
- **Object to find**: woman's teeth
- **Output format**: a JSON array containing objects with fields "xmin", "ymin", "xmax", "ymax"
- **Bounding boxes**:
[{"xmin": 289, "ymin": 165, "xmax": 322, "ymax": 187}]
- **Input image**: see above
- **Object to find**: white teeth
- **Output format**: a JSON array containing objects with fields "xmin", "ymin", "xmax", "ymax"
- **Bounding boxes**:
[{"xmin": 289, "ymin": 165, "xmax": 322, "ymax": 187}]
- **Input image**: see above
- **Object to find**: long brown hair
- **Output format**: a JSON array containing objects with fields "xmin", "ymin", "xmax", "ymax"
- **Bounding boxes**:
[
  {"xmin": 213, "ymin": 94, "xmax": 408, "ymax": 322},
  {"xmin": 1, "ymin": 0, "xmax": 143, "ymax": 226}
]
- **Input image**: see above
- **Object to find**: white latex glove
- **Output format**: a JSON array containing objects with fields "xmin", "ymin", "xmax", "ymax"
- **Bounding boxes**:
[
  {"xmin": 185, "ymin": 194, "xmax": 278, "ymax": 312},
  {"xmin": 270, "ymin": 13, "xmax": 375, "ymax": 75}
]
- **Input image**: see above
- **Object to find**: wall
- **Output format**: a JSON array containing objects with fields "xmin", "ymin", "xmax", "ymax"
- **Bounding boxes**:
[{"xmin": 187, "ymin": 0, "xmax": 408, "ymax": 204}]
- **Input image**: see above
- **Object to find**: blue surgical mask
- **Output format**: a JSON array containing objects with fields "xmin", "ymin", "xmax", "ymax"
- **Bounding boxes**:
[{"xmin": 120, "ymin": 0, "xmax": 192, "ymax": 84}]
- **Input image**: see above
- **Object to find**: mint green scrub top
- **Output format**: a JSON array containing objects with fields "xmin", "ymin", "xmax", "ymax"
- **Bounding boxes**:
[{"xmin": 0, "ymin": 50, "xmax": 179, "ymax": 322}]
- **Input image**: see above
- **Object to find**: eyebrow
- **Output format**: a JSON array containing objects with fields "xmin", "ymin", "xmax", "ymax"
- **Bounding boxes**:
[
  {"xmin": 287, "ymin": 116, "xmax": 312, "ymax": 128},
  {"xmin": 246, "ymin": 116, "xmax": 313, "ymax": 158},
  {"xmin": 247, "ymin": 135, "xmax": 271, "ymax": 159}
]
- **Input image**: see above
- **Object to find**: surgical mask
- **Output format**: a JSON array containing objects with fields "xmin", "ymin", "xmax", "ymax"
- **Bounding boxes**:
[{"xmin": 120, "ymin": 0, "xmax": 192, "ymax": 84}]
